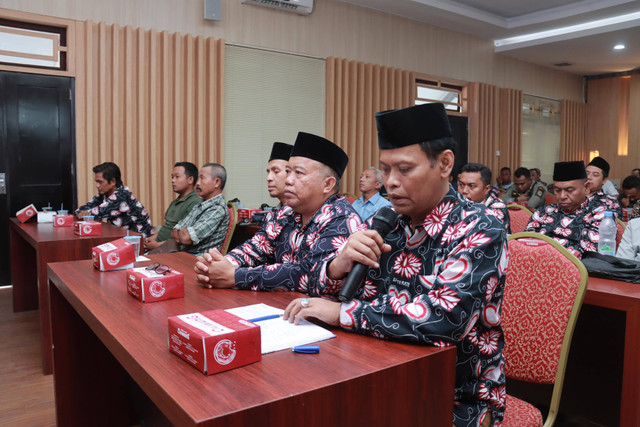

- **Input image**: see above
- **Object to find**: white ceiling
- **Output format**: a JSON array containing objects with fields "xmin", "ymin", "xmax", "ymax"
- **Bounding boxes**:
[{"xmin": 339, "ymin": 0, "xmax": 640, "ymax": 75}]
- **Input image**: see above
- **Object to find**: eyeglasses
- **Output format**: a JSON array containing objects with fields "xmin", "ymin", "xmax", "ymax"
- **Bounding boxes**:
[{"xmin": 145, "ymin": 262, "xmax": 171, "ymax": 275}]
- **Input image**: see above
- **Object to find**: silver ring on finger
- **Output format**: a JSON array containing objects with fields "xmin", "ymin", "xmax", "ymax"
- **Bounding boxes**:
[{"xmin": 301, "ymin": 298, "xmax": 310, "ymax": 308}]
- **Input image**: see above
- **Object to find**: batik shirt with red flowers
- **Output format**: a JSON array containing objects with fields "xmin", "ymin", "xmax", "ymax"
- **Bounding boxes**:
[
  {"xmin": 587, "ymin": 190, "xmax": 621, "ymax": 219},
  {"xmin": 75, "ymin": 185, "xmax": 152, "ymax": 237},
  {"xmin": 225, "ymin": 194, "xmax": 361, "ymax": 298},
  {"xmin": 483, "ymin": 195, "xmax": 511, "ymax": 234},
  {"xmin": 313, "ymin": 188, "xmax": 508, "ymax": 427},
  {"xmin": 525, "ymin": 198, "xmax": 605, "ymax": 259}
]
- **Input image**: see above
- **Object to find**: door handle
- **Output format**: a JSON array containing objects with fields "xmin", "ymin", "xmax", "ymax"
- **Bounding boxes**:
[{"xmin": 0, "ymin": 173, "xmax": 5, "ymax": 195}]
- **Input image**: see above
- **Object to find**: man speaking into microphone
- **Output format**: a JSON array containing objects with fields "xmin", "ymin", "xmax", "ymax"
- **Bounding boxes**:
[{"xmin": 284, "ymin": 103, "xmax": 508, "ymax": 427}]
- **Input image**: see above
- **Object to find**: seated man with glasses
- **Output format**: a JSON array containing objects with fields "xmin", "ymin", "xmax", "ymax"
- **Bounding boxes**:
[
  {"xmin": 171, "ymin": 163, "xmax": 229, "ymax": 256},
  {"xmin": 525, "ymin": 161, "xmax": 605, "ymax": 259},
  {"xmin": 194, "ymin": 132, "xmax": 361, "ymax": 298}
]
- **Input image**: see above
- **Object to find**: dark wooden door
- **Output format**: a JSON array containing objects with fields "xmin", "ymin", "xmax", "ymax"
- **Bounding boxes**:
[{"xmin": 0, "ymin": 71, "xmax": 75, "ymax": 285}]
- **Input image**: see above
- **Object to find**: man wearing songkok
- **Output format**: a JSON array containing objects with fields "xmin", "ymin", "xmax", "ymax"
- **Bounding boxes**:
[
  {"xmin": 284, "ymin": 103, "xmax": 508, "ymax": 427},
  {"xmin": 500, "ymin": 167, "xmax": 547, "ymax": 209},
  {"xmin": 458, "ymin": 163, "xmax": 511, "ymax": 233},
  {"xmin": 144, "ymin": 162, "xmax": 201, "ymax": 251},
  {"xmin": 194, "ymin": 132, "xmax": 361, "ymax": 297},
  {"xmin": 172, "ymin": 163, "xmax": 229, "ymax": 256},
  {"xmin": 75, "ymin": 162, "xmax": 152, "ymax": 237},
  {"xmin": 266, "ymin": 142, "xmax": 293, "ymax": 206},
  {"xmin": 525, "ymin": 161, "xmax": 605, "ymax": 259},
  {"xmin": 352, "ymin": 166, "xmax": 392, "ymax": 220},
  {"xmin": 586, "ymin": 156, "xmax": 621, "ymax": 218}
]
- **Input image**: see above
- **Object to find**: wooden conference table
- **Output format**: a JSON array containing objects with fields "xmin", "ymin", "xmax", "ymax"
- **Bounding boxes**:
[
  {"xmin": 9, "ymin": 217, "xmax": 134, "ymax": 374},
  {"xmin": 561, "ymin": 276, "xmax": 640, "ymax": 427},
  {"xmin": 48, "ymin": 252, "xmax": 457, "ymax": 426}
]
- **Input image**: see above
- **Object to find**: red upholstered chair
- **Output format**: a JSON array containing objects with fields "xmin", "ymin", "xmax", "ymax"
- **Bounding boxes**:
[
  {"xmin": 221, "ymin": 202, "xmax": 238, "ymax": 255},
  {"xmin": 544, "ymin": 192, "xmax": 557, "ymax": 206},
  {"xmin": 616, "ymin": 218, "xmax": 626, "ymax": 249},
  {"xmin": 342, "ymin": 193, "xmax": 357, "ymax": 204},
  {"xmin": 502, "ymin": 232, "xmax": 588, "ymax": 427},
  {"xmin": 507, "ymin": 204, "xmax": 533, "ymax": 234}
]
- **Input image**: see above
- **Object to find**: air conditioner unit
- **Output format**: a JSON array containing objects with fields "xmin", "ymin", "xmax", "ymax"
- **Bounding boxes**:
[{"xmin": 241, "ymin": 0, "xmax": 314, "ymax": 16}]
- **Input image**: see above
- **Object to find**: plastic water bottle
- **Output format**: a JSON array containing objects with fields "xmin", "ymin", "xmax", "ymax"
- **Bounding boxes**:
[{"xmin": 597, "ymin": 211, "xmax": 617, "ymax": 256}]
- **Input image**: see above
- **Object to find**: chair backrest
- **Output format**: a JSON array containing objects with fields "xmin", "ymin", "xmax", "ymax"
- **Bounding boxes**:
[
  {"xmin": 616, "ymin": 218, "xmax": 626, "ymax": 248},
  {"xmin": 507, "ymin": 204, "xmax": 533, "ymax": 234},
  {"xmin": 342, "ymin": 193, "xmax": 356, "ymax": 204},
  {"xmin": 503, "ymin": 232, "xmax": 588, "ymax": 424},
  {"xmin": 544, "ymin": 192, "xmax": 557, "ymax": 205},
  {"xmin": 221, "ymin": 202, "xmax": 238, "ymax": 255}
]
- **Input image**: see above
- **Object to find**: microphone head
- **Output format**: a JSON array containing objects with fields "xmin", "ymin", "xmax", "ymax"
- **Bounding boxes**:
[{"xmin": 370, "ymin": 206, "xmax": 398, "ymax": 237}]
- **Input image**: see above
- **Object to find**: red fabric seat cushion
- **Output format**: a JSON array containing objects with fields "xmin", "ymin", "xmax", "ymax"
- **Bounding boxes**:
[{"xmin": 503, "ymin": 394, "xmax": 543, "ymax": 427}]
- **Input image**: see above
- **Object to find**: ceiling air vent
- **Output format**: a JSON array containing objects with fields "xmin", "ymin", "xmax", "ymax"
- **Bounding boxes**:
[{"xmin": 552, "ymin": 62, "xmax": 574, "ymax": 67}]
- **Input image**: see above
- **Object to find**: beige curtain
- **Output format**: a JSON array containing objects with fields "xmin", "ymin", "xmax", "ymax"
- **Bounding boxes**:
[
  {"xmin": 74, "ymin": 21, "xmax": 225, "ymax": 223},
  {"xmin": 468, "ymin": 83, "xmax": 500, "ymax": 174},
  {"xmin": 326, "ymin": 57, "xmax": 415, "ymax": 195},
  {"xmin": 560, "ymin": 99, "xmax": 587, "ymax": 162}
]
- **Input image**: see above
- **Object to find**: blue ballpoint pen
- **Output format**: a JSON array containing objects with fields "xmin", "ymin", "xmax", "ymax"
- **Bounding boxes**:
[
  {"xmin": 247, "ymin": 314, "xmax": 283, "ymax": 323},
  {"xmin": 292, "ymin": 345, "xmax": 320, "ymax": 354}
]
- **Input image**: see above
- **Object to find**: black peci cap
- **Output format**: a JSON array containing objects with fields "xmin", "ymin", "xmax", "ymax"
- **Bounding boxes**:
[
  {"xmin": 587, "ymin": 156, "xmax": 610, "ymax": 177},
  {"xmin": 375, "ymin": 103, "xmax": 453, "ymax": 149},
  {"xmin": 553, "ymin": 161, "xmax": 587, "ymax": 182},
  {"xmin": 290, "ymin": 132, "xmax": 349, "ymax": 178},
  {"xmin": 269, "ymin": 142, "xmax": 293, "ymax": 162}
]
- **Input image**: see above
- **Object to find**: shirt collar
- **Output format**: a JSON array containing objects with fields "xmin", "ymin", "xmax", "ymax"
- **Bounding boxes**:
[
  {"xmin": 362, "ymin": 192, "xmax": 382, "ymax": 204},
  {"xmin": 201, "ymin": 193, "xmax": 224, "ymax": 207},
  {"xmin": 176, "ymin": 190, "xmax": 198, "ymax": 203},
  {"xmin": 398, "ymin": 186, "xmax": 461, "ymax": 230},
  {"xmin": 292, "ymin": 193, "xmax": 342, "ymax": 228}
]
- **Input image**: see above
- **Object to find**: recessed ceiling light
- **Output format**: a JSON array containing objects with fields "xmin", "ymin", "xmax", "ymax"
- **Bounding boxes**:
[{"xmin": 614, "ymin": 44, "xmax": 626, "ymax": 50}]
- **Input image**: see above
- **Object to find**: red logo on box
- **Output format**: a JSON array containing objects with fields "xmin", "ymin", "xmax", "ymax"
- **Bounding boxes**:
[
  {"xmin": 53, "ymin": 214, "xmax": 74, "ymax": 227},
  {"xmin": 55, "ymin": 215, "xmax": 73, "ymax": 226},
  {"xmin": 126, "ymin": 267, "xmax": 184, "ymax": 302},
  {"xmin": 16, "ymin": 204, "xmax": 37, "ymax": 223},
  {"xmin": 74, "ymin": 221, "xmax": 103, "ymax": 236},
  {"xmin": 168, "ymin": 310, "xmax": 261, "ymax": 375},
  {"xmin": 92, "ymin": 238, "xmax": 136, "ymax": 271}
]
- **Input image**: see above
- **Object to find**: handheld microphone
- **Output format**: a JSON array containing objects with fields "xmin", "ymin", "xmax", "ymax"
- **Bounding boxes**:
[{"xmin": 339, "ymin": 207, "xmax": 398, "ymax": 301}]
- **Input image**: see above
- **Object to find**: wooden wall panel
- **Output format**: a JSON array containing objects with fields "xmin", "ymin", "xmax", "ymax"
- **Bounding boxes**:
[
  {"xmin": 586, "ymin": 76, "xmax": 640, "ymax": 182},
  {"xmin": 74, "ymin": 21, "xmax": 224, "ymax": 223},
  {"xmin": 0, "ymin": 1, "xmax": 583, "ymax": 101},
  {"xmin": 629, "ymin": 75, "xmax": 640, "ymax": 173},
  {"xmin": 560, "ymin": 100, "xmax": 587, "ymax": 162},
  {"xmin": 326, "ymin": 57, "xmax": 415, "ymax": 195}
]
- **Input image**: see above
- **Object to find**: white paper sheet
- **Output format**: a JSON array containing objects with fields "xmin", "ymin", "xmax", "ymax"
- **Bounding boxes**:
[{"xmin": 226, "ymin": 303, "xmax": 335, "ymax": 354}]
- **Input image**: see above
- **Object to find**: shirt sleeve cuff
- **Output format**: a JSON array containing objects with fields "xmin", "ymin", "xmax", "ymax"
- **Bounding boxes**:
[
  {"xmin": 319, "ymin": 260, "xmax": 345, "ymax": 291},
  {"xmin": 339, "ymin": 300, "xmax": 361, "ymax": 330},
  {"xmin": 187, "ymin": 226, "xmax": 200, "ymax": 244}
]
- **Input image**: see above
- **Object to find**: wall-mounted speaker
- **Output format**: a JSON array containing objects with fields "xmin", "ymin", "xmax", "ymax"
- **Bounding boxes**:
[{"xmin": 204, "ymin": 0, "xmax": 222, "ymax": 21}]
